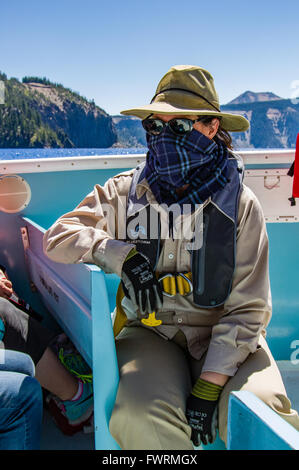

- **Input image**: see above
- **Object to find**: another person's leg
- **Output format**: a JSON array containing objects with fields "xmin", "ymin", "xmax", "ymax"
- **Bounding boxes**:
[
  {"xmin": 217, "ymin": 335, "xmax": 299, "ymax": 444},
  {"xmin": 0, "ymin": 297, "xmax": 79, "ymax": 399},
  {"xmin": 0, "ymin": 350, "xmax": 43, "ymax": 450},
  {"xmin": 35, "ymin": 347, "xmax": 78, "ymax": 401},
  {"xmin": 0, "ymin": 298, "xmax": 93, "ymax": 432},
  {"xmin": 110, "ymin": 326, "xmax": 194, "ymax": 450},
  {"xmin": 0, "ymin": 347, "xmax": 35, "ymax": 376}
]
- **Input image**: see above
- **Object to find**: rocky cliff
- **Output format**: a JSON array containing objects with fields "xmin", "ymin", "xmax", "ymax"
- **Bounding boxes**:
[
  {"xmin": 0, "ymin": 73, "xmax": 117, "ymax": 148},
  {"xmin": 222, "ymin": 92, "xmax": 299, "ymax": 149}
]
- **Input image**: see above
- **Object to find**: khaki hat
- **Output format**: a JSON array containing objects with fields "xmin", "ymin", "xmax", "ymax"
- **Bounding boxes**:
[{"xmin": 121, "ymin": 65, "xmax": 249, "ymax": 132}]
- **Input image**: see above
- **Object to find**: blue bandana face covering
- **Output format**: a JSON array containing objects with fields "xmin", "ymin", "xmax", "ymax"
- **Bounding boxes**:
[{"xmin": 144, "ymin": 127, "xmax": 229, "ymax": 206}]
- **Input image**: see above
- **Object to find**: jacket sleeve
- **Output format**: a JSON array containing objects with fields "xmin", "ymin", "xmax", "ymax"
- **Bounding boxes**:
[
  {"xmin": 201, "ymin": 185, "xmax": 272, "ymax": 376},
  {"xmin": 43, "ymin": 173, "xmax": 135, "ymax": 277}
]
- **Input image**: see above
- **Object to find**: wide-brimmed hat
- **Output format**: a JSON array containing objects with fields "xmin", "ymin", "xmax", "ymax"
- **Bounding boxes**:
[{"xmin": 121, "ymin": 65, "xmax": 249, "ymax": 132}]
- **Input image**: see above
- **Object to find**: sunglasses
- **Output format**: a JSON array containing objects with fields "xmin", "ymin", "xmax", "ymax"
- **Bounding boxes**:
[{"xmin": 142, "ymin": 115, "xmax": 205, "ymax": 136}]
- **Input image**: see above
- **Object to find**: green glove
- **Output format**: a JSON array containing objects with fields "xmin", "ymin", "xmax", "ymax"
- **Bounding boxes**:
[{"xmin": 186, "ymin": 378, "xmax": 223, "ymax": 446}]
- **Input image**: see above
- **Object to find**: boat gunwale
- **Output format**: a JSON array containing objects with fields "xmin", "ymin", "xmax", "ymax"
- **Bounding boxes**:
[{"xmin": 0, "ymin": 149, "xmax": 295, "ymax": 174}]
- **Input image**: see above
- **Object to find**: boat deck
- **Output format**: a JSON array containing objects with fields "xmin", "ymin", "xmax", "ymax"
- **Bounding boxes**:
[
  {"xmin": 0, "ymin": 150, "xmax": 299, "ymax": 450},
  {"xmin": 41, "ymin": 408, "xmax": 95, "ymax": 450}
]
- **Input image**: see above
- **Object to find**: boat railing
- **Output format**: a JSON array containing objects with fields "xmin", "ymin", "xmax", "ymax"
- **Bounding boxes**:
[{"xmin": 0, "ymin": 149, "xmax": 295, "ymax": 174}]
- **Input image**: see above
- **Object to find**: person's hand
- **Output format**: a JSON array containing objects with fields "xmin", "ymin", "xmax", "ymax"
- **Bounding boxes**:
[
  {"xmin": 0, "ymin": 277, "xmax": 13, "ymax": 299},
  {"xmin": 186, "ymin": 394, "xmax": 218, "ymax": 446},
  {"xmin": 121, "ymin": 249, "xmax": 163, "ymax": 315},
  {"xmin": 186, "ymin": 378, "xmax": 223, "ymax": 446}
]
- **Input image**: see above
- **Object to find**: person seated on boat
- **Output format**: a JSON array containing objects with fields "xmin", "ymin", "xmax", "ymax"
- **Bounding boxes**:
[
  {"xmin": 0, "ymin": 349, "xmax": 43, "ymax": 450},
  {"xmin": 43, "ymin": 65, "xmax": 299, "ymax": 449},
  {"xmin": 0, "ymin": 266, "xmax": 93, "ymax": 437}
]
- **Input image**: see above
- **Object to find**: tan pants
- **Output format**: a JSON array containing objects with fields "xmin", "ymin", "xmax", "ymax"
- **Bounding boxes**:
[{"xmin": 109, "ymin": 326, "xmax": 299, "ymax": 450}]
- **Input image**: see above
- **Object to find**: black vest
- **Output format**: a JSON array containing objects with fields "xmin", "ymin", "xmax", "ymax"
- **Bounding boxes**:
[{"xmin": 123, "ymin": 153, "xmax": 244, "ymax": 308}]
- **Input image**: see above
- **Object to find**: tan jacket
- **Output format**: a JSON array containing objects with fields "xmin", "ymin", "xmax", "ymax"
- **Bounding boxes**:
[{"xmin": 43, "ymin": 167, "xmax": 272, "ymax": 376}]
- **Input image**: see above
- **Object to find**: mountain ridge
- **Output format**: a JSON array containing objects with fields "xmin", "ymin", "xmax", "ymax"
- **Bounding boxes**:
[
  {"xmin": 221, "ymin": 97, "xmax": 299, "ymax": 149},
  {"xmin": 226, "ymin": 90, "xmax": 282, "ymax": 105},
  {"xmin": 0, "ymin": 73, "xmax": 117, "ymax": 148}
]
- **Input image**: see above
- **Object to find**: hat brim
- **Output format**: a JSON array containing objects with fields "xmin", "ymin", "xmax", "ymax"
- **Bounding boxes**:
[{"xmin": 120, "ymin": 102, "xmax": 249, "ymax": 132}]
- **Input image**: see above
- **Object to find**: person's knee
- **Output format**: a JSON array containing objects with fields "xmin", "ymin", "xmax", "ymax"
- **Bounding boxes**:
[
  {"xmin": 258, "ymin": 389, "xmax": 292, "ymax": 414},
  {"xmin": 232, "ymin": 379, "xmax": 291, "ymax": 415},
  {"xmin": 0, "ymin": 350, "xmax": 35, "ymax": 377},
  {"xmin": 0, "ymin": 371, "xmax": 42, "ymax": 411}
]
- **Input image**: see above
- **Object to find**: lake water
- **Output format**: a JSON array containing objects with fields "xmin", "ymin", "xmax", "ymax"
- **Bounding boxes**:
[
  {"xmin": 0, "ymin": 148, "xmax": 148, "ymax": 160},
  {"xmin": 0, "ymin": 147, "xmax": 288, "ymax": 160}
]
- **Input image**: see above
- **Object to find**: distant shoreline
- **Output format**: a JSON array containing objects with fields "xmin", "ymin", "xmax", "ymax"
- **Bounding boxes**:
[{"xmin": 0, "ymin": 146, "xmax": 293, "ymax": 162}]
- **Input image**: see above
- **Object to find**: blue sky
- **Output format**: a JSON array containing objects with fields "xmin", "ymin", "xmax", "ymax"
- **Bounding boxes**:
[{"xmin": 1, "ymin": 0, "xmax": 299, "ymax": 115}]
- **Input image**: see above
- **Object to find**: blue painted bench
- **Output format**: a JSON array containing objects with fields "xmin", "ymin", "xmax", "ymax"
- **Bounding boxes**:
[
  {"xmin": 20, "ymin": 216, "xmax": 121, "ymax": 450},
  {"xmin": 227, "ymin": 391, "xmax": 299, "ymax": 450},
  {"xmin": 226, "ymin": 361, "xmax": 299, "ymax": 450}
]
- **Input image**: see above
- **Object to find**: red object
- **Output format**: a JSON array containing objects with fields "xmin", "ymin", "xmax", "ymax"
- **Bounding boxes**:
[
  {"xmin": 293, "ymin": 133, "xmax": 299, "ymax": 198},
  {"xmin": 46, "ymin": 396, "xmax": 93, "ymax": 436}
]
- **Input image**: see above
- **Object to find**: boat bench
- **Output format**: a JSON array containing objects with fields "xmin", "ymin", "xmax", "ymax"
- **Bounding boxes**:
[
  {"xmin": 20, "ymin": 216, "xmax": 120, "ymax": 450},
  {"xmin": 207, "ymin": 359, "xmax": 299, "ymax": 450},
  {"xmin": 19, "ymin": 215, "xmax": 299, "ymax": 450},
  {"xmin": 226, "ymin": 341, "xmax": 299, "ymax": 450},
  {"xmin": 228, "ymin": 389, "xmax": 299, "ymax": 450}
]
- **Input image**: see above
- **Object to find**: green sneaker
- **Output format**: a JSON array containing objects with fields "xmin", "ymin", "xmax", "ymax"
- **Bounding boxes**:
[{"xmin": 61, "ymin": 379, "xmax": 93, "ymax": 424}]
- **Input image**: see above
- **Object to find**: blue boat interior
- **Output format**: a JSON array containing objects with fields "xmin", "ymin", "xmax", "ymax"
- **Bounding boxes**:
[{"xmin": 1, "ymin": 157, "xmax": 299, "ymax": 450}]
